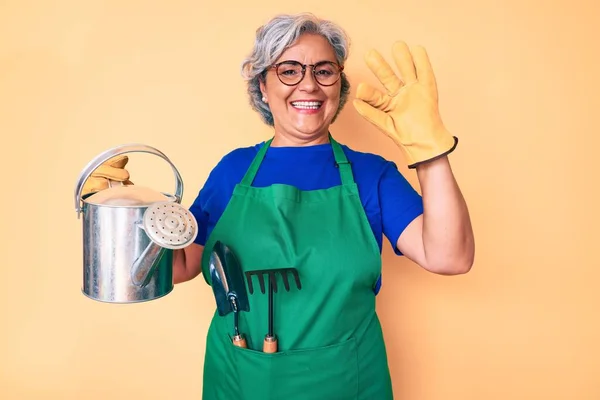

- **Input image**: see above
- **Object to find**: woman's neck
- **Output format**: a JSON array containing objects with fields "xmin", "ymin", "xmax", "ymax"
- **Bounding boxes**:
[{"xmin": 270, "ymin": 129, "xmax": 331, "ymax": 147}]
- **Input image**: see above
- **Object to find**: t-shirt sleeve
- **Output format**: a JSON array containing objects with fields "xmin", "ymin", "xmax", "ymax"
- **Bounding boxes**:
[
  {"xmin": 188, "ymin": 186, "xmax": 210, "ymax": 246},
  {"xmin": 188, "ymin": 162, "xmax": 225, "ymax": 246},
  {"xmin": 186, "ymin": 149, "xmax": 249, "ymax": 247},
  {"xmin": 379, "ymin": 162, "xmax": 424, "ymax": 255}
]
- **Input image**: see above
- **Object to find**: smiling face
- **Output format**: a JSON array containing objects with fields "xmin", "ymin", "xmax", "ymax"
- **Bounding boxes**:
[{"xmin": 260, "ymin": 33, "xmax": 342, "ymax": 146}]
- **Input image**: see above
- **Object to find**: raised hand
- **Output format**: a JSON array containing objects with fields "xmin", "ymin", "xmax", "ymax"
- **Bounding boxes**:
[{"xmin": 353, "ymin": 41, "xmax": 457, "ymax": 168}]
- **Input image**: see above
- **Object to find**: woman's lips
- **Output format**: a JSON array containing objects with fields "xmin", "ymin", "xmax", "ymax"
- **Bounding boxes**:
[{"xmin": 291, "ymin": 100, "xmax": 323, "ymax": 114}]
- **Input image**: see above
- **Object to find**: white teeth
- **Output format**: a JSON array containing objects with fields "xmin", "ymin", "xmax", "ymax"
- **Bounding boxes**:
[{"xmin": 291, "ymin": 101, "xmax": 322, "ymax": 109}]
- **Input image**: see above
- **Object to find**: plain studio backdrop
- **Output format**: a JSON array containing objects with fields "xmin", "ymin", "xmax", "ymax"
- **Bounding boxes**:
[{"xmin": 1, "ymin": 0, "xmax": 598, "ymax": 399}]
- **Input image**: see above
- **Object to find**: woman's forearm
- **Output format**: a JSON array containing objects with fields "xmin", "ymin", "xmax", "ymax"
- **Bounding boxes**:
[
  {"xmin": 172, "ymin": 244, "xmax": 204, "ymax": 284},
  {"xmin": 172, "ymin": 249, "xmax": 189, "ymax": 284},
  {"xmin": 417, "ymin": 156, "xmax": 474, "ymax": 274}
]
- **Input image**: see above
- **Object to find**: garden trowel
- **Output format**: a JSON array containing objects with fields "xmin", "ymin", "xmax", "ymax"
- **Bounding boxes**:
[{"xmin": 208, "ymin": 240, "xmax": 250, "ymax": 348}]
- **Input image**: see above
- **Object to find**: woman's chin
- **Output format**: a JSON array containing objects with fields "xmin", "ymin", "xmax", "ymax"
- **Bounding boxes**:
[{"xmin": 291, "ymin": 118, "xmax": 333, "ymax": 136}]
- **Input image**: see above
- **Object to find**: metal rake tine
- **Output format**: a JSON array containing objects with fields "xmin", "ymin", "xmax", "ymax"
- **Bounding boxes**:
[
  {"xmin": 246, "ymin": 270, "xmax": 271, "ymax": 294},
  {"xmin": 269, "ymin": 272, "xmax": 279, "ymax": 293},
  {"xmin": 245, "ymin": 268, "xmax": 301, "ymax": 294},
  {"xmin": 279, "ymin": 270, "xmax": 290, "ymax": 292},
  {"xmin": 245, "ymin": 271, "xmax": 266, "ymax": 295},
  {"xmin": 290, "ymin": 268, "xmax": 302, "ymax": 290},
  {"xmin": 257, "ymin": 273, "xmax": 266, "ymax": 294},
  {"xmin": 244, "ymin": 272, "xmax": 255, "ymax": 295}
]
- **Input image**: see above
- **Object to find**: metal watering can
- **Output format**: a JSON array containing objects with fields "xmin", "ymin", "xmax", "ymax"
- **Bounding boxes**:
[{"xmin": 74, "ymin": 144, "xmax": 198, "ymax": 304}]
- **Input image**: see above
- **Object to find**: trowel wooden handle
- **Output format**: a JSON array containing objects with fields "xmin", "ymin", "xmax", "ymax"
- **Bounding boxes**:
[
  {"xmin": 233, "ymin": 335, "xmax": 247, "ymax": 349},
  {"xmin": 263, "ymin": 335, "xmax": 278, "ymax": 353}
]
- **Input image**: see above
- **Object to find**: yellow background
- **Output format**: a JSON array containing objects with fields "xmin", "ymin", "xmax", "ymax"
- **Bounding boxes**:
[{"xmin": 1, "ymin": 0, "xmax": 599, "ymax": 399}]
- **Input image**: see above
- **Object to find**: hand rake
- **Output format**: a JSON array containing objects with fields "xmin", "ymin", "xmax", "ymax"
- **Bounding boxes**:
[{"xmin": 245, "ymin": 267, "xmax": 302, "ymax": 353}]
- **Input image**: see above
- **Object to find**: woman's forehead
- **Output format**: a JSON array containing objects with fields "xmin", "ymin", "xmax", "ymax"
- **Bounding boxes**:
[{"xmin": 276, "ymin": 34, "xmax": 336, "ymax": 63}]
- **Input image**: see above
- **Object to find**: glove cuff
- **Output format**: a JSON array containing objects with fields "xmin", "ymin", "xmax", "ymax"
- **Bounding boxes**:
[{"xmin": 406, "ymin": 136, "xmax": 459, "ymax": 169}]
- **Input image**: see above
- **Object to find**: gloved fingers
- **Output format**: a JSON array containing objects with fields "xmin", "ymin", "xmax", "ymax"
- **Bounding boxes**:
[
  {"xmin": 105, "ymin": 155, "xmax": 129, "ymax": 169},
  {"xmin": 81, "ymin": 176, "xmax": 110, "ymax": 196},
  {"xmin": 364, "ymin": 49, "xmax": 404, "ymax": 96},
  {"xmin": 408, "ymin": 44, "xmax": 439, "ymax": 102},
  {"xmin": 391, "ymin": 41, "xmax": 418, "ymax": 85},
  {"xmin": 81, "ymin": 177, "xmax": 134, "ymax": 197},
  {"xmin": 353, "ymin": 99, "xmax": 392, "ymax": 134},
  {"xmin": 355, "ymin": 82, "xmax": 393, "ymax": 112},
  {"xmin": 92, "ymin": 164, "xmax": 130, "ymax": 181}
]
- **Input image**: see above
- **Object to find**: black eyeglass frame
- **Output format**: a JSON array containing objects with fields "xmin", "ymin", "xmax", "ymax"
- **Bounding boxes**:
[{"xmin": 269, "ymin": 60, "xmax": 344, "ymax": 87}]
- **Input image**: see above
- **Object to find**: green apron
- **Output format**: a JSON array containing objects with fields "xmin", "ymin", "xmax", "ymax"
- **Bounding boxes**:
[{"xmin": 200, "ymin": 135, "xmax": 394, "ymax": 400}]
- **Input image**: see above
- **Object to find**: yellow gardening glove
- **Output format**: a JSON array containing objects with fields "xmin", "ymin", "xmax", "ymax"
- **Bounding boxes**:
[
  {"xmin": 81, "ymin": 155, "xmax": 133, "ymax": 197},
  {"xmin": 353, "ymin": 41, "xmax": 458, "ymax": 168}
]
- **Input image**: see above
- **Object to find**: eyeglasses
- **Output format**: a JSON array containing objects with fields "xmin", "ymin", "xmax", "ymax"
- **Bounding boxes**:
[{"xmin": 269, "ymin": 60, "xmax": 344, "ymax": 87}]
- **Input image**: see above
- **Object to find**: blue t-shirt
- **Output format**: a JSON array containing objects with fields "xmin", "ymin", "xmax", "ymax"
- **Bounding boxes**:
[{"xmin": 188, "ymin": 140, "xmax": 424, "ymax": 294}]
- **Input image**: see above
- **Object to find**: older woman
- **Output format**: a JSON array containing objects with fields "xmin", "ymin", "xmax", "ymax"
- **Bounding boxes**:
[{"xmin": 84, "ymin": 11, "xmax": 474, "ymax": 400}]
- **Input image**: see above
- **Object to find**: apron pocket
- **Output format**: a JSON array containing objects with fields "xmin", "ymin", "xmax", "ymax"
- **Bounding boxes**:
[{"xmin": 229, "ymin": 337, "xmax": 359, "ymax": 400}]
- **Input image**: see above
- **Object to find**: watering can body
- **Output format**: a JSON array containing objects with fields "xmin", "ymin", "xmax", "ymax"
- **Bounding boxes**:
[{"xmin": 74, "ymin": 144, "xmax": 197, "ymax": 304}]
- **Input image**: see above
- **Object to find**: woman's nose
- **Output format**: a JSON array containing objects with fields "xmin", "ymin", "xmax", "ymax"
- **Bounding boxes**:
[{"xmin": 297, "ymin": 70, "xmax": 319, "ymax": 92}]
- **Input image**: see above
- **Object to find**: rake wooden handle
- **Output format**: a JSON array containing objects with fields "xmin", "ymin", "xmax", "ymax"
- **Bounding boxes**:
[{"xmin": 263, "ymin": 335, "xmax": 278, "ymax": 353}]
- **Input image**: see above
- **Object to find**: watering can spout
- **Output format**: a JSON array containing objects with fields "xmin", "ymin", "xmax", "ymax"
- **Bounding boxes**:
[
  {"xmin": 131, "ymin": 242, "xmax": 167, "ymax": 288},
  {"xmin": 131, "ymin": 200, "xmax": 198, "ymax": 288}
]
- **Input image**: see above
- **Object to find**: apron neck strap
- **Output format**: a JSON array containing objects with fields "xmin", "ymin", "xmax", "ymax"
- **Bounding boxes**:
[
  {"xmin": 240, "ymin": 133, "xmax": 355, "ymax": 186},
  {"xmin": 329, "ymin": 134, "xmax": 354, "ymax": 185},
  {"xmin": 240, "ymin": 137, "xmax": 273, "ymax": 186}
]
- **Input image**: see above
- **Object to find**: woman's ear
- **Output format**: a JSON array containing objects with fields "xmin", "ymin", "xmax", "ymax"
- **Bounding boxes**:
[{"xmin": 259, "ymin": 78, "xmax": 268, "ymax": 103}]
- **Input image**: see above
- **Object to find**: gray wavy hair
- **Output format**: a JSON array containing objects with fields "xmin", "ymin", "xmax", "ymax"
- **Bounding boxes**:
[{"xmin": 240, "ymin": 13, "xmax": 351, "ymax": 126}]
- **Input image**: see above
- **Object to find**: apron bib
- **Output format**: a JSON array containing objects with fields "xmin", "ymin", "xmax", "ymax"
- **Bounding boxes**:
[{"xmin": 200, "ymin": 136, "xmax": 394, "ymax": 400}]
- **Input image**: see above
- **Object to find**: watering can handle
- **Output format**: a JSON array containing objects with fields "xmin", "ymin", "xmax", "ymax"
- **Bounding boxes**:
[{"xmin": 74, "ymin": 143, "xmax": 184, "ymax": 216}]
